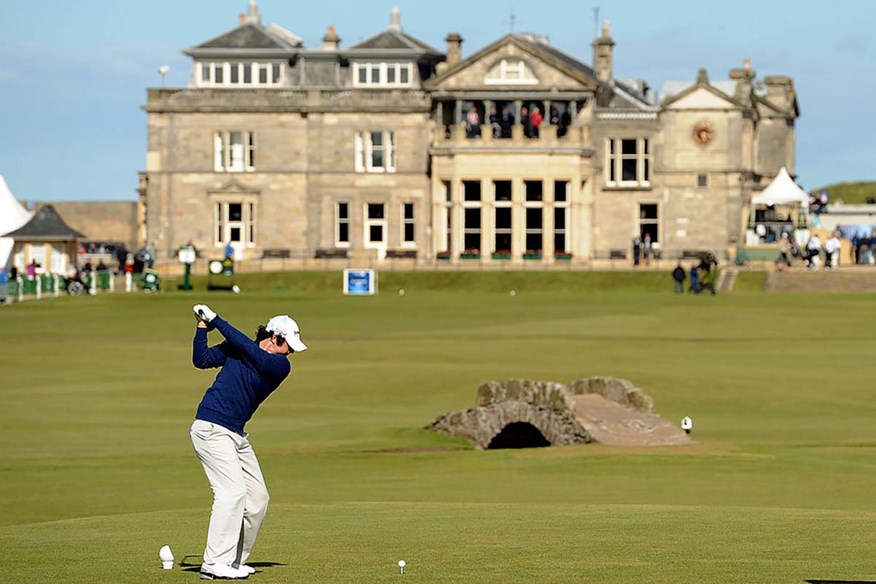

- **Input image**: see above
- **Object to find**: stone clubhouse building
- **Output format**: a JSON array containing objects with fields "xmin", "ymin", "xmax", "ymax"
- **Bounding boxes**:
[{"xmin": 140, "ymin": 1, "xmax": 799, "ymax": 268}]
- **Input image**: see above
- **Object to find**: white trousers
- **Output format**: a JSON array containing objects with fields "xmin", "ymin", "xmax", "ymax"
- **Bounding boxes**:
[{"xmin": 190, "ymin": 419, "xmax": 270, "ymax": 567}]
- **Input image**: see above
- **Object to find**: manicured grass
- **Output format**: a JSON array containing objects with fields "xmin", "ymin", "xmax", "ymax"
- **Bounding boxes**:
[
  {"xmin": 815, "ymin": 180, "xmax": 876, "ymax": 205},
  {"xmin": 2, "ymin": 274, "xmax": 876, "ymax": 582}
]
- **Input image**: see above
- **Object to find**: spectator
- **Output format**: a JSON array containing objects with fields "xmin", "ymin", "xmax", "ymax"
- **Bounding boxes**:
[
  {"xmin": 632, "ymin": 236, "xmax": 641, "ymax": 267},
  {"xmin": 805, "ymin": 234, "xmax": 821, "ymax": 269},
  {"xmin": 26, "ymin": 260, "xmax": 38, "ymax": 279},
  {"xmin": 823, "ymin": 232, "xmax": 841, "ymax": 270},
  {"xmin": 488, "ymin": 105, "xmax": 500, "ymax": 137},
  {"xmin": 465, "ymin": 107, "xmax": 481, "ymax": 138},
  {"xmin": 672, "ymin": 263, "xmax": 686, "ymax": 294},
  {"xmin": 689, "ymin": 265, "xmax": 700, "ymax": 293},
  {"xmin": 529, "ymin": 106, "xmax": 543, "ymax": 137},
  {"xmin": 224, "ymin": 242, "xmax": 234, "ymax": 260},
  {"xmin": 520, "ymin": 105, "xmax": 533, "ymax": 138},
  {"xmin": 146, "ymin": 241, "xmax": 157, "ymax": 269},
  {"xmin": 643, "ymin": 233, "xmax": 653, "ymax": 266},
  {"xmin": 0, "ymin": 267, "xmax": 8, "ymax": 305}
]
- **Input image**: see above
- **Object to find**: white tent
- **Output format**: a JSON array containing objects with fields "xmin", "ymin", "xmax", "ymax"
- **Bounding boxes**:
[
  {"xmin": 0, "ymin": 175, "xmax": 34, "ymax": 268},
  {"xmin": 751, "ymin": 167, "xmax": 809, "ymax": 206}
]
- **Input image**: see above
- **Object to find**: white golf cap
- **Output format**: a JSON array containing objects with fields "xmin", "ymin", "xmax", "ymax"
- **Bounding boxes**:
[{"xmin": 266, "ymin": 315, "xmax": 308, "ymax": 352}]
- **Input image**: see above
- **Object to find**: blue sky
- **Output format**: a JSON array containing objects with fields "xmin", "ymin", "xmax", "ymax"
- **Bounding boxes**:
[{"xmin": 0, "ymin": 0, "xmax": 873, "ymax": 201}]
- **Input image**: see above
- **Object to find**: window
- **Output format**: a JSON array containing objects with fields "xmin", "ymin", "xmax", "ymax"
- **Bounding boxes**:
[
  {"xmin": 554, "ymin": 181, "xmax": 569, "ymax": 253},
  {"xmin": 463, "ymin": 180, "xmax": 481, "ymax": 254},
  {"xmin": 402, "ymin": 203, "xmax": 415, "ymax": 246},
  {"xmin": 525, "ymin": 180, "xmax": 543, "ymax": 255},
  {"xmin": 697, "ymin": 173, "xmax": 709, "ymax": 188},
  {"xmin": 606, "ymin": 138, "xmax": 651, "ymax": 187},
  {"xmin": 214, "ymin": 131, "xmax": 255, "ymax": 172},
  {"xmin": 485, "ymin": 58, "xmax": 538, "ymax": 85},
  {"xmin": 439, "ymin": 180, "xmax": 452, "ymax": 255},
  {"xmin": 364, "ymin": 203, "xmax": 386, "ymax": 248},
  {"xmin": 335, "ymin": 202, "xmax": 350, "ymax": 247},
  {"xmin": 639, "ymin": 203, "xmax": 659, "ymax": 243},
  {"xmin": 214, "ymin": 201, "xmax": 256, "ymax": 247},
  {"xmin": 352, "ymin": 62, "xmax": 414, "ymax": 87},
  {"xmin": 197, "ymin": 61, "xmax": 284, "ymax": 87},
  {"xmin": 355, "ymin": 131, "xmax": 396, "ymax": 173},
  {"xmin": 494, "ymin": 180, "xmax": 512, "ymax": 254}
]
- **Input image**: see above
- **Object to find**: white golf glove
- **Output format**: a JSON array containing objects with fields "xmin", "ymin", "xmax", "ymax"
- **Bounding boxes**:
[{"xmin": 193, "ymin": 304, "xmax": 217, "ymax": 322}]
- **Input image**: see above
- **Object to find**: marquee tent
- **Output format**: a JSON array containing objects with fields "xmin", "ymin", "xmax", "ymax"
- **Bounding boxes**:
[
  {"xmin": 0, "ymin": 175, "xmax": 34, "ymax": 268},
  {"xmin": 751, "ymin": 167, "xmax": 809, "ymax": 207}
]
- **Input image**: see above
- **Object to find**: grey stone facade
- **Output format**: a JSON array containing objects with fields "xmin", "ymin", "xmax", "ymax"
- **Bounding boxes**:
[{"xmin": 140, "ymin": 4, "xmax": 799, "ymax": 268}]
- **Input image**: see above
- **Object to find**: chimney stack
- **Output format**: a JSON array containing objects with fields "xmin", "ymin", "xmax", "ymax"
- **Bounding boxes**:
[
  {"xmin": 243, "ymin": 0, "xmax": 261, "ymax": 25},
  {"xmin": 389, "ymin": 6, "xmax": 402, "ymax": 31},
  {"xmin": 322, "ymin": 25, "xmax": 340, "ymax": 51},
  {"xmin": 445, "ymin": 33, "xmax": 463, "ymax": 67},
  {"xmin": 592, "ymin": 20, "xmax": 614, "ymax": 83}
]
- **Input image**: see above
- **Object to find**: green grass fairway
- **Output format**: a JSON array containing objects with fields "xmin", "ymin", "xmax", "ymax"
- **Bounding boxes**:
[{"xmin": 2, "ymin": 272, "xmax": 876, "ymax": 583}]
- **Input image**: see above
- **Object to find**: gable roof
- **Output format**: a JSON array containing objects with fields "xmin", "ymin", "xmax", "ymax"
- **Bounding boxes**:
[
  {"xmin": 426, "ymin": 33, "xmax": 600, "ymax": 91},
  {"xmin": 185, "ymin": 22, "xmax": 303, "ymax": 57},
  {"xmin": 661, "ymin": 69, "xmax": 742, "ymax": 109},
  {"xmin": 350, "ymin": 28, "xmax": 441, "ymax": 54},
  {"xmin": 5, "ymin": 205, "xmax": 85, "ymax": 241}
]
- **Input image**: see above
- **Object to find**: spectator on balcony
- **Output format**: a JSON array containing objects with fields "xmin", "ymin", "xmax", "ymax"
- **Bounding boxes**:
[
  {"xmin": 520, "ymin": 105, "xmax": 533, "ymax": 138},
  {"xmin": 488, "ymin": 106, "xmax": 500, "ymax": 138},
  {"xmin": 465, "ymin": 108, "xmax": 481, "ymax": 138},
  {"xmin": 530, "ymin": 106, "xmax": 543, "ymax": 137},
  {"xmin": 500, "ymin": 106, "xmax": 514, "ymax": 138}
]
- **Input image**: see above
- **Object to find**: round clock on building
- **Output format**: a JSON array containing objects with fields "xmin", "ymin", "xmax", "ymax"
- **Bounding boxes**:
[{"xmin": 693, "ymin": 122, "xmax": 714, "ymax": 146}]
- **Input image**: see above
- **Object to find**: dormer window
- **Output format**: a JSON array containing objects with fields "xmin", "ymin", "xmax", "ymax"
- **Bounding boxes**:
[
  {"xmin": 485, "ymin": 58, "xmax": 538, "ymax": 85},
  {"xmin": 196, "ymin": 62, "xmax": 283, "ymax": 87},
  {"xmin": 353, "ymin": 62, "xmax": 413, "ymax": 87}
]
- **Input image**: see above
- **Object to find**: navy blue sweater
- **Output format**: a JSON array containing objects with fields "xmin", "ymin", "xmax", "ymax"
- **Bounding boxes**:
[{"xmin": 193, "ymin": 316, "xmax": 291, "ymax": 433}]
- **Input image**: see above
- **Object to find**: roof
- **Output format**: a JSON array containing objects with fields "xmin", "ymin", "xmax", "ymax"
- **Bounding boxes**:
[
  {"xmin": 0, "ymin": 175, "xmax": 32, "ymax": 237},
  {"xmin": 751, "ymin": 167, "xmax": 808, "ymax": 206},
  {"xmin": 661, "ymin": 80, "xmax": 736, "ymax": 103},
  {"xmin": 185, "ymin": 22, "xmax": 303, "ymax": 56},
  {"xmin": 348, "ymin": 29, "xmax": 442, "ymax": 57},
  {"xmin": 5, "ymin": 205, "xmax": 85, "ymax": 241}
]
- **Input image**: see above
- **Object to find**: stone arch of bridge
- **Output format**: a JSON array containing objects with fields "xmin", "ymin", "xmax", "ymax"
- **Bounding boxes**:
[{"xmin": 487, "ymin": 421, "xmax": 551, "ymax": 449}]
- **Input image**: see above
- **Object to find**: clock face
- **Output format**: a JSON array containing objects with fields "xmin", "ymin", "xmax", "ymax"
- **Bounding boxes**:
[
  {"xmin": 693, "ymin": 122, "xmax": 714, "ymax": 146},
  {"xmin": 209, "ymin": 260, "xmax": 224, "ymax": 274}
]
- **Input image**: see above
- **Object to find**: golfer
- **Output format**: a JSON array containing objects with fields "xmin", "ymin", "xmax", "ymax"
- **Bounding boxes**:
[{"xmin": 189, "ymin": 304, "xmax": 307, "ymax": 580}]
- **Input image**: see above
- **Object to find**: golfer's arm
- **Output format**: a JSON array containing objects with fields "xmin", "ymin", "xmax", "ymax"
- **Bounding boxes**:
[
  {"xmin": 192, "ymin": 328, "xmax": 226, "ymax": 368},
  {"xmin": 212, "ymin": 317, "xmax": 290, "ymax": 379}
]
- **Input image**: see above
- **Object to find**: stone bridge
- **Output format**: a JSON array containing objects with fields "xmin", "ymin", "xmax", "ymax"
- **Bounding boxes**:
[{"xmin": 427, "ymin": 377, "xmax": 693, "ymax": 449}]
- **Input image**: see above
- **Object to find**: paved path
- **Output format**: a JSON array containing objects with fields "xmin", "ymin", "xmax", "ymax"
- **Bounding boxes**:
[{"xmin": 572, "ymin": 394, "xmax": 694, "ymax": 447}]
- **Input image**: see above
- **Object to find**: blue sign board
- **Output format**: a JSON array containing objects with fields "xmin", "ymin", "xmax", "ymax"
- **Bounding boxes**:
[{"xmin": 343, "ymin": 269, "xmax": 377, "ymax": 295}]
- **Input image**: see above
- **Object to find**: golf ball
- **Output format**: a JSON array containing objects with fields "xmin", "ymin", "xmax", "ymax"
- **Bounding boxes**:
[
  {"xmin": 399, "ymin": 289, "xmax": 405, "ymax": 296},
  {"xmin": 232, "ymin": 285, "xmax": 240, "ymax": 294},
  {"xmin": 509, "ymin": 289, "xmax": 516, "ymax": 296},
  {"xmin": 398, "ymin": 560, "xmax": 406, "ymax": 568}
]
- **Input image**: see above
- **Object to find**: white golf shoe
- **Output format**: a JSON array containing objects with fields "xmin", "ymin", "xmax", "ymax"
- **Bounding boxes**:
[
  {"xmin": 199, "ymin": 563, "xmax": 249, "ymax": 580},
  {"xmin": 235, "ymin": 564, "xmax": 256, "ymax": 575}
]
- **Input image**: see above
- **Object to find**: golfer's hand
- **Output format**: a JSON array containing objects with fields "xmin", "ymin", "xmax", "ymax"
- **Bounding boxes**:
[{"xmin": 193, "ymin": 304, "xmax": 217, "ymax": 323}]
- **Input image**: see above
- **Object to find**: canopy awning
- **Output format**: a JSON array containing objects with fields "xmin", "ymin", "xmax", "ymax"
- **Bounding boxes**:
[{"xmin": 751, "ymin": 167, "xmax": 809, "ymax": 206}]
